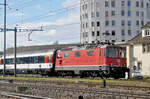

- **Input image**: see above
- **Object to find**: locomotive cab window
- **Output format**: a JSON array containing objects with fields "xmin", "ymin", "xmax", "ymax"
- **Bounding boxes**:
[
  {"xmin": 75, "ymin": 51, "xmax": 80, "ymax": 57},
  {"xmin": 120, "ymin": 49, "xmax": 126, "ymax": 58},
  {"xmin": 64, "ymin": 52, "xmax": 69, "ymax": 58},
  {"xmin": 87, "ymin": 50, "xmax": 94, "ymax": 56}
]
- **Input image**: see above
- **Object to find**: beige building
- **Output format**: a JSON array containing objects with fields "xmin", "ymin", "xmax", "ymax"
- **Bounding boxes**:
[{"xmin": 126, "ymin": 22, "xmax": 150, "ymax": 76}]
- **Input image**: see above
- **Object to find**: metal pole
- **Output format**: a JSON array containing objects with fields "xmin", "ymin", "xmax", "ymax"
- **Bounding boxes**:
[
  {"xmin": 14, "ymin": 27, "xmax": 17, "ymax": 77},
  {"xmin": 3, "ymin": 0, "xmax": 6, "ymax": 77}
]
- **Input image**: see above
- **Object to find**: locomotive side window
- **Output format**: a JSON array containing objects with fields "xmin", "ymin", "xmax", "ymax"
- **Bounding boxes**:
[
  {"xmin": 112, "ymin": 48, "xmax": 117, "ymax": 58},
  {"xmin": 87, "ymin": 50, "xmax": 94, "ymax": 56},
  {"xmin": 75, "ymin": 51, "xmax": 80, "ymax": 57},
  {"xmin": 64, "ymin": 52, "xmax": 69, "ymax": 58},
  {"xmin": 105, "ymin": 48, "xmax": 117, "ymax": 58}
]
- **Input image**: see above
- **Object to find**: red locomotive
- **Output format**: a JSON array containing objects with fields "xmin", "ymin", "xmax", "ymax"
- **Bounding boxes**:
[{"xmin": 53, "ymin": 45, "xmax": 129, "ymax": 79}]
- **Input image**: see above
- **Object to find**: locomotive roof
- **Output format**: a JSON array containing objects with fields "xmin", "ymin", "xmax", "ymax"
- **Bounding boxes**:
[{"xmin": 60, "ymin": 44, "xmax": 125, "ymax": 51}]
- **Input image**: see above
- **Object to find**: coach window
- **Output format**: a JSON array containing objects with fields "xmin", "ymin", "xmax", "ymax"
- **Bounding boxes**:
[
  {"xmin": 38, "ymin": 56, "xmax": 44, "ymax": 63},
  {"xmin": 34, "ymin": 56, "xmax": 39, "ymax": 63},
  {"xmin": 75, "ymin": 51, "xmax": 80, "ymax": 57},
  {"xmin": 64, "ymin": 52, "xmax": 70, "ymax": 58},
  {"xmin": 24, "ymin": 57, "xmax": 29, "ymax": 64},
  {"xmin": 30, "ymin": 57, "xmax": 33, "ymax": 63},
  {"xmin": 87, "ymin": 50, "xmax": 94, "ymax": 56}
]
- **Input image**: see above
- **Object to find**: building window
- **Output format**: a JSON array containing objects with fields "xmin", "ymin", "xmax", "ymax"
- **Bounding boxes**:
[
  {"xmin": 136, "ymin": 1, "xmax": 139, "ymax": 7},
  {"xmin": 96, "ymin": 2, "xmax": 100, "ymax": 8},
  {"xmin": 96, "ymin": 12, "xmax": 100, "ymax": 17},
  {"xmin": 112, "ymin": 30, "xmax": 115, "ymax": 36},
  {"xmin": 86, "ymin": 23, "xmax": 88, "ymax": 28},
  {"xmin": 112, "ymin": 40, "xmax": 116, "ymax": 43},
  {"xmin": 136, "ymin": 30, "xmax": 140, "ymax": 34},
  {"xmin": 111, "ymin": 11, "xmax": 115, "ymax": 16},
  {"xmin": 136, "ymin": 11, "xmax": 139, "ymax": 17},
  {"xmin": 121, "ymin": 20, "xmax": 125, "ymax": 26},
  {"xmin": 92, "ymin": 41, "xmax": 95, "ymax": 44},
  {"xmin": 97, "ymin": 31, "xmax": 100, "ymax": 36},
  {"xmin": 105, "ymin": 31, "xmax": 110, "ymax": 35},
  {"xmin": 85, "ymin": 13, "xmax": 88, "ymax": 19},
  {"xmin": 128, "ymin": 30, "xmax": 131, "ymax": 36},
  {"xmin": 141, "ymin": 12, "xmax": 144, "ymax": 17},
  {"xmin": 128, "ymin": 20, "xmax": 131, "ymax": 26},
  {"xmin": 83, "ymin": 32, "xmax": 85, "ymax": 37},
  {"xmin": 127, "ymin": 1, "xmax": 131, "ymax": 7},
  {"xmin": 121, "ymin": 1, "xmax": 125, "ymax": 6},
  {"xmin": 105, "ymin": 20, "xmax": 109, "ymax": 26},
  {"xmin": 136, "ymin": 20, "xmax": 139, "ymax": 26},
  {"xmin": 141, "ymin": 1, "xmax": 144, "ymax": 8},
  {"xmin": 121, "ymin": 29, "xmax": 125, "ymax": 36},
  {"xmin": 111, "ymin": 0, "xmax": 115, "ymax": 7},
  {"xmin": 85, "ymin": 32, "xmax": 88, "ymax": 37},
  {"xmin": 91, "ymin": 22, "xmax": 94, "ymax": 27},
  {"xmin": 82, "ymin": 14, "xmax": 84, "ymax": 19},
  {"xmin": 121, "ymin": 10, "xmax": 125, "ymax": 16},
  {"xmin": 105, "ymin": 11, "xmax": 109, "ymax": 17},
  {"xmin": 112, "ymin": 20, "xmax": 115, "ymax": 26},
  {"xmin": 143, "ymin": 44, "xmax": 150, "ymax": 53},
  {"xmin": 137, "ymin": 62, "xmax": 142, "ymax": 70},
  {"xmin": 91, "ymin": 12, "xmax": 94, "ymax": 17},
  {"xmin": 97, "ymin": 21, "xmax": 100, "ymax": 27},
  {"xmin": 85, "ymin": 4, "xmax": 88, "ymax": 9},
  {"xmin": 147, "ymin": 3, "xmax": 149, "ymax": 8},
  {"xmin": 105, "ymin": 1, "xmax": 109, "ymax": 7},
  {"xmin": 145, "ymin": 30, "xmax": 150, "ymax": 35},
  {"xmin": 122, "ymin": 40, "xmax": 125, "ymax": 42},
  {"xmin": 141, "ymin": 20, "xmax": 144, "ymax": 26},
  {"xmin": 82, "ymin": 5, "xmax": 84, "ymax": 10},
  {"xmin": 143, "ymin": 44, "xmax": 147, "ymax": 52},
  {"xmin": 82, "ymin": 24, "xmax": 84, "ymax": 28},
  {"xmin": 92, "ymin": 31, "xmax": 95, "ymax": 36},
  {"xmin": 128, "ymin": 10, "xmax": 131, "ymax": 16}
]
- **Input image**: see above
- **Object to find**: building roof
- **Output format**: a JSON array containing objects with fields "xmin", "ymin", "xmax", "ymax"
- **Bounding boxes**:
[
  {"xmin": 5, "ymin": 44, "xmax": 79, "ymax": 55},
  {"xmin": 141, "ymin": 22, "xmax": 150, "ymax": 29},
  {"xmin": 128, "ymin": 33, "xmax": 150, "ymax": 44},
  {"xmin": 126, "ymin": 21, "xmax": 150, "ymax": 44}
]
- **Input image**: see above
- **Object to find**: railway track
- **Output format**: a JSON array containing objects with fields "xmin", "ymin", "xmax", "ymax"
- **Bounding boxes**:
[
  {"xmin": 0, "ymin": 91, "xmax": 52, "ymax": 99},
  {"xmin": 11, "ymin": 78, "xmax": 150, "ymax": 91},
  {"xmin": 0, "ymin": 79, "xmax": 150, "ymax": 99}
]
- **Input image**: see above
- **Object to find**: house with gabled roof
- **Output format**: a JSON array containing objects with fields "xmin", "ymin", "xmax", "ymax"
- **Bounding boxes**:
[{"xmin": 126, "ymin": 22, "xmax": 150, "ymax": 76}]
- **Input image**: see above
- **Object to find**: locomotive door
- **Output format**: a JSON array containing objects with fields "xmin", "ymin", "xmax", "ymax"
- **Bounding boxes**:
[
  {"xmin": 99, "ymin": 48, "xmax": 104, "ymax": 65},
  {"xmin": 58, "ymin": 52, "xmax": 63, "ymax": 65}
]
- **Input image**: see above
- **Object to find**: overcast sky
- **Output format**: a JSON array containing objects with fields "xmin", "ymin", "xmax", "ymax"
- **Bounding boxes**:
[{"xmin": 0, "ymin": 0, "xmax": 80, "ymax": 51}]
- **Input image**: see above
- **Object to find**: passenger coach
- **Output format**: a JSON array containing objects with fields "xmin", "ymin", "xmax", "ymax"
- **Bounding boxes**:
[{"xmin": 0, "ymin": 52, "xmax": 53, "ymax": 75}]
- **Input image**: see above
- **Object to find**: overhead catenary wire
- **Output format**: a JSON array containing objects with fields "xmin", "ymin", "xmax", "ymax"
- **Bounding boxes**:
[
  {"xmin": 8, "ymin": 0, "xmax": 93, "ymax": 25},
  {"xmin": 10, "ymin": 2, "xmax": 81, "ymax": 24}
]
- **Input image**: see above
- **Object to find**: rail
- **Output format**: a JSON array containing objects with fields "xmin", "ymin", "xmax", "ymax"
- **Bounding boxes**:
[{"xmin": 0, "ymin": 91, "xmax": 52, "ymax": 99}]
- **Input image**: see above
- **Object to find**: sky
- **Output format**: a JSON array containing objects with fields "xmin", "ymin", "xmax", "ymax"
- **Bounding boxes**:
[{"xmin": 0, "ymin": 0, "xmax": 80, "ymax": 51}]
